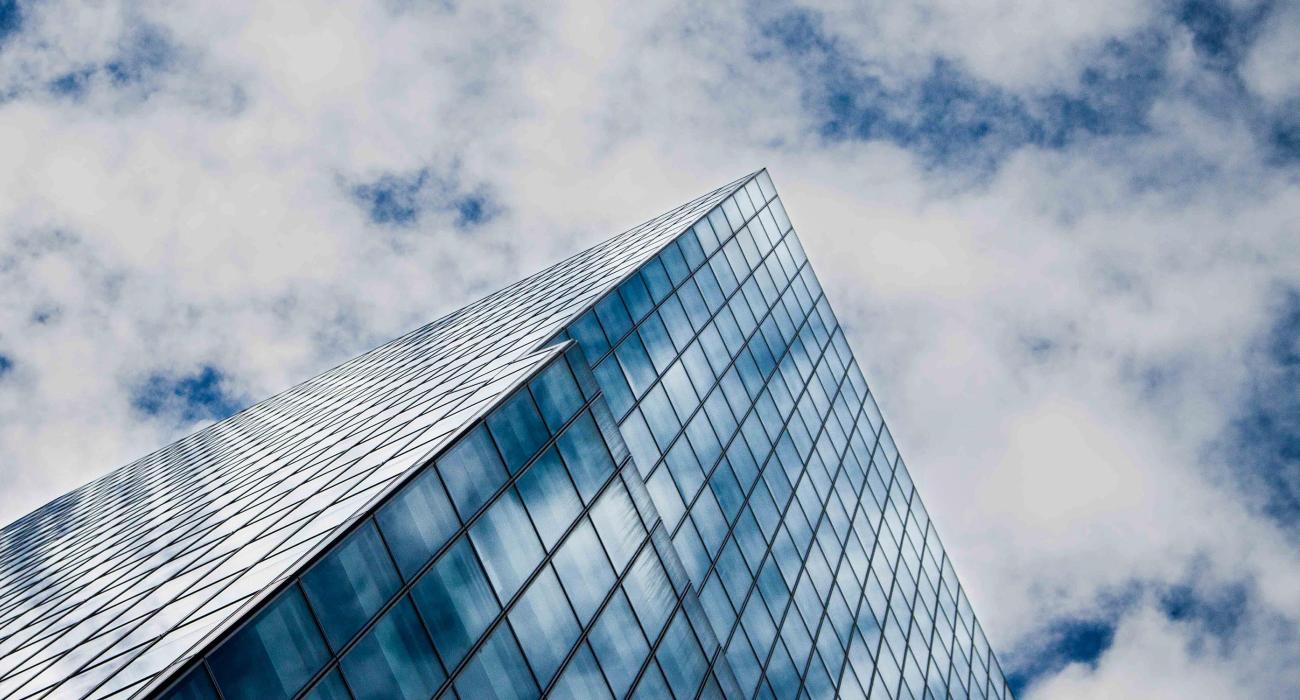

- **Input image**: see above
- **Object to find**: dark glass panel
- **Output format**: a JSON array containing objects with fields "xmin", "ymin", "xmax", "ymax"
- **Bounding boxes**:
[
  {"xmin": 438, "ymin": 426, "xmax": 508, "ymax": 520},
  {"xmin": 339, "ymin": 597, "xmax": 443, "ymax": 700},
  {"xmin": 487, "ymin": 390, "xmax": 549, "ymax": 474},
  {"xmin": 515, "ymin": 447, "xmax": 582, "ymax": 551},
  {"xmin": 469, "ymin": 489, "xmax": 544, "ymax": 600},
  {"xmin": 453, "ymin": 625, "xmax": 540, "ymax": 700},
  {"xmin": 208, "ymin": 586, "xmax": 329, "ymax": 700},
  {"xmin": 410, "ymin": 538, "xmax": 499, "ymax": 668},
  {"xmin": 554, "ymin": 411, "xmax": 615, "ymax": 504},
  {"xmin": 530, "ymin": 360, "xmax": 585, "ymax": 432},
  {"xmin": 158, "ymin": 669, "xmax": 218, "ymax": 700},
  {"xmin": 376, "ymin": 461, "xmax": 461, "ymax": 581},
  {"xmin": 302, "ymin": 668, "xmax": 351, "ymax": 700},
  {"xmin": 302, "ymin": 521, "xmax": 402, "ymax": 651}
]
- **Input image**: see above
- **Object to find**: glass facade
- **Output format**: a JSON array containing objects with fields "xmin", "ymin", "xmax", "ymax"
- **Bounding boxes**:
[{"xmin": 0, "ymin": 170, "xmax": 1010, "ymax": 700}]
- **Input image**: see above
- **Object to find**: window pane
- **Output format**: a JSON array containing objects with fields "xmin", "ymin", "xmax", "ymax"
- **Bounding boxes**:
[
  {"xmin": 622, "ymin": 548, "xmax": 675, "ymax": 640},
  {"xmin": 549, "ymin": 643, "xmax": 613, "ymax": 700},
  {"xmin": 302, "ymin": 521, "xmax": 401, "ymax": 651},
  {"xmin": 340, "ymin": 597, "xmax": 444, "ymax": 700},
  {"xmin": 567, "ymin": 310, "xmax": 609, "ymax": 359},
  {"xmin": 516, "ymin": 447, "xmax": 582, "ymax": 551},
  {"xmin": 552, "ymin": 518, "xmax": 615, "ymax": 625},
  {"xmin": 469, "ymin": 489, "xmax": 544, "ymax": 600},
  {"xmin": 302, "ymin": 669, "xmax": 351, "ymax": 700},
  {"xmin": 159, "ymin": 669, "xmax": 218, "ymax": 700},
  {"xmin": 641, "ymin": 257, "xmax": 673, "ymax": 302},
  {"xmin": 487, "ymin": 390, "xmax": 549, "ymax": 474},
  {"xmin": 509, "ymin": 566, "xmax": 581, "ymax": 685},
  {"xmin": 439, "ymin": 426, "xmax": 508, "ymax": 520},
  {"xmin": 555, "ymin": 411, "xmax": 615, "ymax": 504},
  {"xmin": 410, "ymin": 538, "xmax": 499, "ymax": 668},
  {"xmin": 588, "ymin": 590, "xmax": 650, "ymax": 697},
  {"xmin": 454, "ymin": 625, "xmax": 540, "ymax": 700},
  {"xmin": 530, "ymin": 361, "xmax": 585, "ymax": 432},
  {"xmin": 595, "ymin": 293, "xmax": 633, "ymax": 344},
  {"xmin": 656, "ymin": 613, "xmax": 707, "ymax": 699},
  {"xmin": 588, "ymin": 482, "xmax": 644, "ymax": 573},
  {"xmin": 614, "ymin": 333, "xmax": 656, "ymax": 397},
  {"xmin": 209, "ymin": 586, "xmax": 329, "ymax": 700},
  {"xmin": 376, "ymin": 467, "xmax": 459, "ymax": 580}
]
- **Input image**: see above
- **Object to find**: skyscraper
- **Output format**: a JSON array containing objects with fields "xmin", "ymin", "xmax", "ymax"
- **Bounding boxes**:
[{"xmin": 0, "ymin": 171, "xmax": 1011, "ymax": 700}]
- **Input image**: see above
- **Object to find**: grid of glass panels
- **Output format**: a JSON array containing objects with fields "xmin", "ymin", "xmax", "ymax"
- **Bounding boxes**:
[
  {"xmin": 0, "ymin": 174, "xmax": 754, "ymax": 700},
  {"xmin": 556, "ymin": 173, "xmax": 1012, "ymax": 699},
  {"xmin": 156, "ymin": 346, "xmax": 734, "ymax": 700}
]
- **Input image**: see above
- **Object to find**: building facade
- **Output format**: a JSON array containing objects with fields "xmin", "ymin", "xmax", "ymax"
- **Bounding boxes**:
[{"xmin": 0, "ymin": 171, "xmax": 1011, "ymax": 700}]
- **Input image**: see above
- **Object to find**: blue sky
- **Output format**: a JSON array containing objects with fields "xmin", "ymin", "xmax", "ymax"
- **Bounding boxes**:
[{"xmin": 0, "ymin": 0, "xmax": 1297, "ymax": 697}]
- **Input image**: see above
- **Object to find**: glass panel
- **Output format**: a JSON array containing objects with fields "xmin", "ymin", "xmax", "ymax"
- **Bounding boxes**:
[
  {"xmin": 376, "ymin": 467, "xmax": 460, "ymax": 580},
  {"xmin": 410, "ymin": 538, "xmax": 499, "ymax": 668},
  {"xmin": 551, "ymin": 518, "xmax": 615, "ymax": 625},
  {"xmin": 530, "ymin": 361, "xmax": 585, "ymax": 432},
  {"xmin": 339, "ymin": 596, "xmax": 444, "ymax": 700},
  {"xmin": 487, "ymin": 390, "xmax": 549, "ymax": 474},
  {"xmin": 439, "ymin": 425, "xmax": 508, "ymax": 520},
  {"xmin": 302, "ymin": 668, "xmax": 351, "ymax": 700},
  {"xmin": 301, "ymin": 521, "xmax": 401, "ymax": 651},
  {"xmin": 588, "ymin": 481, "xmax": 643, "ymax": 573},
  {"xmin": 515, "ymin": 447, "xmax": 582, "ymax": 551},
  {"xmin": 159, "ymin": 668, "xmax": 218, "ymax": 700},
  {"xmin": 549, "ymin": 643, "xmax": 613, "ymax": 700},
  {"xmin": 555, "ymin": 411, "xmax": 615, "ymax": 504},
  {"xmin": 588, "ymin": 590, "xmax": 650, "ymax": 697},
  {"xmin": 622, "ymin": 548, "xmax": 675, "ymax": 640},
  {"xmin": 453, "ymin": 625, "xmax": 540, "ymax": 700},
  {"xmin": 209, "ymin": 586, "xmax": 330, "ymax": 700},
  {"xmin": 509, "ymin": 566, "xmax": 581, "ymax": 685},
  {"xmin": 567, "ymin": 310, "xmax": 609, "ymax": 359},
  {"xmin": 469, "ymin": 489, "xmax": 545, "ymax": 600},
  {"xmin": 656, "ymin": 612, "xmax": 707, "ymax": 699}
]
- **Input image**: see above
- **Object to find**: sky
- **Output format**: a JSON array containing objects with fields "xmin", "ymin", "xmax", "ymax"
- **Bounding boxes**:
[{"xmin": 0, "ymin": 0, "xmax": 1297, "ymax": 697}]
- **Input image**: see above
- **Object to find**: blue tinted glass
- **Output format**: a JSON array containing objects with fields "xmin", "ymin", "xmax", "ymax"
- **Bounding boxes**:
[
  {"xmin": 658, "ymin": 295, "xmax": 694, "ymax": 351},
  {"xmin": 623, "ymin": 549, "xmax": 675, "ymax": 640},
  {"xmin": 302, "ymin": 521, "xmax": 401, "ymax": 651},
  {"xmin": 159, "ymin": 669, "xmax": 218, "ymax": 700},
  {"xmin": 589, "ymin": 481, "xmax": 644, "ymax": 573},
  {"xmin": 637, "ymin": 312, "xmax": 676, "ymax": 373},
  {"xmin": 641, "ymin": 257, "xmax": 674, "ymax": 302},
  {"xmin": 638, "ymin": 384, "xmax": 680, "ymax": 450},
  {"xmin": 555, "ymin": 411, "xmax": 616, "ymax": 503},
  {"xmin": 656, "ymin": 613, "xmax": 707, "ymax": 699},
  {"xmin": 614, "ymin": 333, "xmax": 656, "ymax": 397},
  {"xmin": 516, "ymin": 447, "xmax": 582, "ymax": 551},
  {"xmin": 509, "ymin": 566, "xmax": 581, "ymax": 685},
  {"xmin": 410, "ymin": 538, "xmax": 499, "ymax": 668},
  {"xmin": 595, "ymin": 293, "xmax": 634, "ymax": 345},
  {"xmin": 487, "ymin": 390, "xmax": 549, "ymax": 474},
  {"xmin": 470, "ymin": 489, "xmax": 544, "ymax": 600},
  {"xmin": 530, "ymin": 361, "xmax": 585, "ymax": 432},
  {"xmin": 302, "ymin": 669, "xmax": 351, "ymax": 700},
  {"xmin": 552, "ymin": 518, "xmax": 614, "ymax": 624},
  {"xmin": 619, "ymin": 410, "xmax": 660, "ymax": 474},
  {"xmin": 592, "ymin": 357, "xmax": 634, "ymax": 419},
  {"xmin": 439, "ymin": 426, "xmax": 508, "ymax": 520},
  {"xmin": 376, "ymin": 466, "xmax": 461, "ymax": 580},
  {"xmin": 679, "ymin": 230, "xmax": 707, "ymax": 270},
  {"xmin": 454, "ymin": 625, "xmax": 539, "ymax": 700},
  {"xmin": 568, "ymin": 310, "xmax": 609, "ymax": 359},
  {"xmin": 618, "ymin": 275, "xmax": 654, "ymax": 323},
  {"xmin": 209, "ymin": 586, "xmax": 329, "ymax": 700},
  {"xmin": 339, "ymin": 597, "xmax": 443, "ymax": 700},
  {"xmin": 588, "ymin": 590, "xmax": 650, "ymax": 697},
  {"xmin": 550, "ymin": 643, "xmax": 613, "ymax": 700},
  {"xmin": 632, "ymin": 662, "xmax": 672, "ymax": 700},
  {"xmin": 660, "ymin": 244, "xmax": 690, "ymax": 285}
]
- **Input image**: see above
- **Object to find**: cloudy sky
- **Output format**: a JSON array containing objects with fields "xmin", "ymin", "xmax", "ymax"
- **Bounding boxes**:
[{"xmin": 1, "ymin": 0, "xmax": 1298, "ymax": 696}]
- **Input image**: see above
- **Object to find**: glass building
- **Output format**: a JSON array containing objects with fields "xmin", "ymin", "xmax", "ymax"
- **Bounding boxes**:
[{"xmin": 0, "ymin": 171, "xmax": 1011, "ymax": 700}]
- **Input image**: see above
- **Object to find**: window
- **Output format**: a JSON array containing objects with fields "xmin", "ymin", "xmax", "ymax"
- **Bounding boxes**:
[
  {"xmin": 438, "ymin": 426, "xmax": 508, "ymax": 520},
  {"xmin": 376, "ymin": 462, "xmax": 460, "ymax": 580},
  {"xmin": 588, "ymin": 482, "xmax": 644, "ymax": 573},
  {"xmin": 551, "ymin": 518, "xmax": 614, "ymax": 625},
  {"xmin": 549, "ymin": 643, "xmax": 613, "ymax": 700},
  {"xmin": 159, "ymin": 669, "xmax": 217, "ymax": 700},
  {"xmin": 555, "ymin": 411, "xmax": 615, "ymax": 504},
  {"xmin": 454, "ymin": 625, "xmax": 539, "ymax": 700},
  {"xmin": 515, "ymin": 447, "xmax": 582, "ymax": 551},
  {"xmin": 587, "ymin": 590, "xmax": 650, "ymax": 697},
  {"xmin": 614, "ymin": 333, "xmax": 656, "ymax": 397},
  {"xmin": 470, "ymin": 489, "xmax": 544, "ymax": 600},
  {"xmin": 487, "ymin": 390, "xmax": 549, "ymax": 474},
  {"xmin": 530, "ymin": 361, "xmax": 584, "ymax": 432},
  {"xmin": 301, "ymin": 521, "xmax": 401, "ymax": 651},
  {"xmin": 339, "ymin": 596, "xmax": 443, "ymax": 700},
  {"xmin": 509, "ymin": 566, "xmax": 580, "ymax": 685},
  {"xmin": 301, "ymin": 669, "xmax": 350, "ymax": 700},
  {"xmin": 656, "ymin": 612, "xmax": 707, "ymax": 699},
  {"xmin": 410, "ymin": 538, "xmax": 499, "ymax": 668},
  {"xmin": 208, "ymin": 586, "xmax": 329, "ymax": 700}
]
